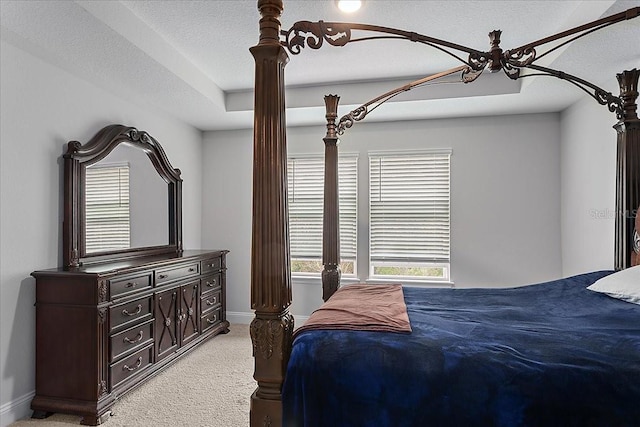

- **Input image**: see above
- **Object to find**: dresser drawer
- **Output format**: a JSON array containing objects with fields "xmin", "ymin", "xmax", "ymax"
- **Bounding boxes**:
[
  {"xmin": 110, "ymin": 345, "xmax": 153, "ymax": 389},
  {"xmin": 110, "ymin": 296, "xmax": 153, "ymax": 331},
  {"xmin": 201, "ymin": 289, "xmax": 222, "ymax": 313},
  {"xmin": 110, "ymin": 319, "xmax": 154, "ymax": 362},
  {"xmin": 201, "ymin": 256, "xmax": 222, "ymax": 274},
  {"xmin": 201, "ymin": 273, "xmax": 221, "ymax": 296},
  {"xmin": 201, "ymin": 308, "xmax": 222, "ymax": 333},
  {"xmin": 155, "ymin": 263, "xmax": 199, "ymax": 286},
  {"xmin": 110, "ymin": 273, "xmax": 152, "ymax": 299}
]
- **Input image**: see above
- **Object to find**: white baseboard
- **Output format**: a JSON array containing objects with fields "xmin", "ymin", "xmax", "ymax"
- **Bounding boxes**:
[
  {"xmin": 293, "ymin": 314, "xmax": 309, "ymax": 324},
  {"xmin": 227, "ymin": 311, "xmax": 309, "ymax": 326},
  {"xmin": 226, "ymin": 311, "xmax": 254, "ymax": 324},
  {"xmin": 0, "ymin": 391, "xmax": 34, "ymax": 427}
]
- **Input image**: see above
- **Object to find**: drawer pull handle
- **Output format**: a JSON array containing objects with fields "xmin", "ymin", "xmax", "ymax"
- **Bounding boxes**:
[
  {"xmin": 125, "ymin": 282, "xmax": 137, "ymax": 288},
  {"xmin": 206, "ymin": 315, "xmax": 218, "ymax": 324},
  {"xmin": 123, "ymin": 357, "xmax": 143, "ymax": 372},
  {"xmin": 157, "ymin": 274, "xmax": 168, "ymax": 279},
  {"xmin": 206, "ymin": 297, "xmax": 217, "ymax": 306},
  {"xmin": 207, "ymin": 279, "xmax": 217, "ymax": 287},
  {"xmin": 207, "ymin": 263, "xmax": 217, "ymax": 268},
  {"xmin": 122, "ymin": 304, "xmax": 142, "ymax": 316},
  {"xmin": 188, "ymin": 267, "xmax": 196, "ymax": 272},
  {"xmin": 123, "ymin": 331, "xmax": 144, "ymax": 344}
]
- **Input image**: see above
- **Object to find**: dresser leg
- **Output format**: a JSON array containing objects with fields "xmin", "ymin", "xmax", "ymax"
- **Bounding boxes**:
[
  {"xmin": 80, "ymin": 411, "xmax": 111, "ymax": 426},
  {"xmin": 221, "ymin": 320, "xmax": 230, "ymax": 334},
  {"xmin": 31, "ymin": 410, "xmax": 53, "ymax": 419}
]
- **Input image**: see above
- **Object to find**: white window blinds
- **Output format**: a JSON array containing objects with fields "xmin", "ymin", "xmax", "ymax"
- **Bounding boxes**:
[
  {"xmin": 85, "ymin": 164, "xmax": 131, "ymax": 253},
  {"xmin": 369, "ymin": 150, "xmax": 451, "ymax": 267},
  {"xmin": 287, "ymin": 154, "xmax": 357, "ymax": 272}
]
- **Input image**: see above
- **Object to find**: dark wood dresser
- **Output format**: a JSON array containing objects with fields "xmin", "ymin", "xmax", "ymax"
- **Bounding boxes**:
[{"xmin": 31, "ymin": 249, "xmax": 229, "ymax": 425}]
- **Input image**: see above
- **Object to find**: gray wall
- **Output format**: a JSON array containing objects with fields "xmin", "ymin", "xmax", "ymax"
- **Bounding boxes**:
[
  {"xmin": 0, "ymin": 41, "xmax": 203, "ymax": 425},
  {"xmin": 203, "ymin": 113, "xmax": 563, "ymax": 321},
  {"xmin": 560, "ymin": 88, "xmax": 618, "ymax": 276}
]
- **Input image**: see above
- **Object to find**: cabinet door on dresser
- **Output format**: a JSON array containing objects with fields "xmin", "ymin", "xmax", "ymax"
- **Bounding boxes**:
[
  {"xmin": 155, "ymin": 280, "xmax": 201, "ymax": 361},
  {"xmin": 155, "ymin": 288, "xmax": 180, "ymax": 360},
  {"xmin": 178, "ymin": 280, "xmax": 200, "ymax": 347}
]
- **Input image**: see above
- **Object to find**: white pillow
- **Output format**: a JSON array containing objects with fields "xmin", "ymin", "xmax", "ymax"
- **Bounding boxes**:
[{"xmin": 587, "ymin": 265, "xmax": 640, "ymax": 304}]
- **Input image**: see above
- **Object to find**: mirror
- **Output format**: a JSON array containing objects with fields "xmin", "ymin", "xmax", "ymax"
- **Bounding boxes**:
[
  {"xmin": 85, "ymin": 143, "xmax": 169, "ymax": 253},
  {"xmin": 63, "ymin": 125, "xmax": 182, "ymax": 268}
]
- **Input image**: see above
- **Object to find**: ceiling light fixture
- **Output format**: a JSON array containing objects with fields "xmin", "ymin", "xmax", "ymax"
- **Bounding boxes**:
[{"xmin": 336, "ymin": 0, "xmax": 362, "ymax": 13}]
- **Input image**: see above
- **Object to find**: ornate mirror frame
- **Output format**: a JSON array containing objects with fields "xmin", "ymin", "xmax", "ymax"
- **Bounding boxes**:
[{"xmin": 63, "ymin": 124, "xmax": 183, "ymax": 268}]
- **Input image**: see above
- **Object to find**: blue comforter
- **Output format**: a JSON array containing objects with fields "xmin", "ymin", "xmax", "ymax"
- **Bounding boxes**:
[{"xmin": 282, "ymin": 271, "xmax": 640, "ymax": 426}]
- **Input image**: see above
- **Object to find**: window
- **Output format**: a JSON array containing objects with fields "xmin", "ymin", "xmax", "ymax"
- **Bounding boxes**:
[
  {"xmin": 85, "ymin": 163, "xmax": 130, "ymax": 253},
  {"xmin": 369, "ymin": 150, "xmax": 451, "ymax": 281},
  {"xmin": 287, "ymin": 154, "xmax": 357, "ymax": 275}
]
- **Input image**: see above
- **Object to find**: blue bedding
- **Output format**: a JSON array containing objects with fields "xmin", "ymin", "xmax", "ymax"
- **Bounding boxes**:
[{"xmin": 282, "ymin": 271, "xmax": 640, "ymax": 426}]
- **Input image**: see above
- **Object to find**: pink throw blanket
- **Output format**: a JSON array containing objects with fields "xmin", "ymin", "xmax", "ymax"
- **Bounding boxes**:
[{"xmin": 294, "ymin": 284, "xmax": 412, "ymax": 337}]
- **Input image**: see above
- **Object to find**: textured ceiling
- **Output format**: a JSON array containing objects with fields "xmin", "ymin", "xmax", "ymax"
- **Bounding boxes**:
[{"xmin": 1, "ymin": 0, "xmax": 638, "ymax": 131}]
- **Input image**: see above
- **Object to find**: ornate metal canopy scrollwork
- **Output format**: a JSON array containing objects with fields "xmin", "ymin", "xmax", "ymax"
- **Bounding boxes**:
[
  {"xmin": 336, "ymin": 65, "xmax": 472, "ymax": 135},
  {"xmin": 281, "ymin": 7, "xmax": 639, "ymax": 129},
  {"xmin": 523, "ymin": 64, "xmax": 624, "ymax": 118},
  {"xmin": 281, "ymin": 20, "xmax": 488, "ymax": 70}
]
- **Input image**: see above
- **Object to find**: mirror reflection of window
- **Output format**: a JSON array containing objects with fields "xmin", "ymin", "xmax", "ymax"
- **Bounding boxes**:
[
  {"xmin": 83, "ymin": 142, "xmax": 169, "ymax": 254},
  {"xmin": 85, "ymin": 163, "xmax": 131, "ymax": 253}
]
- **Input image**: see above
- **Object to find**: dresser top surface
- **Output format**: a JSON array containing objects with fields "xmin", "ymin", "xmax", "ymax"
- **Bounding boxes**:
[{"xmin": 32, "ymin": 249, "xmax": 228, "ymax": 277}]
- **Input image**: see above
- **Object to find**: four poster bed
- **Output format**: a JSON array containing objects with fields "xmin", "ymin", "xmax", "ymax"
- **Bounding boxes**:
[{"xmin": 248, "ymin": 1, "xmax": 640, "ymax": 426}]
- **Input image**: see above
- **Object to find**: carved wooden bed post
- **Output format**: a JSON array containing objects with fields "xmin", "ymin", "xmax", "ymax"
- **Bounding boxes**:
[
  {"xmin": 249, "ymin": 1, "xmax": 294, "ymax": 426},
  {"xmin": 322, "ymin": 95, "xmax": 341, "ymax": 301},
  {"xmin": 614, "ymin": 69, "xmax": 640, "ymax": 270}
]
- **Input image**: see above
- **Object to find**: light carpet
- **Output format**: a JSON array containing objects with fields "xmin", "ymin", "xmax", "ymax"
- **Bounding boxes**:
[{"xmin": 11, "ymin": 324, "xmax": 255, "ymax": 427}]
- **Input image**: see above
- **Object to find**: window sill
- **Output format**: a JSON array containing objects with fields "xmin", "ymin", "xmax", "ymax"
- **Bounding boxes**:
[
  {"xmin": 366, "ymin": 278, "xmax": 455, "ymax": 288},
  {"xmin": 292, "ymin": 275, "xmax": 453, "ymax": 288},
  {"xmin": 291, "ymin": 275, "xmax": 361, "ymax": 286}
]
